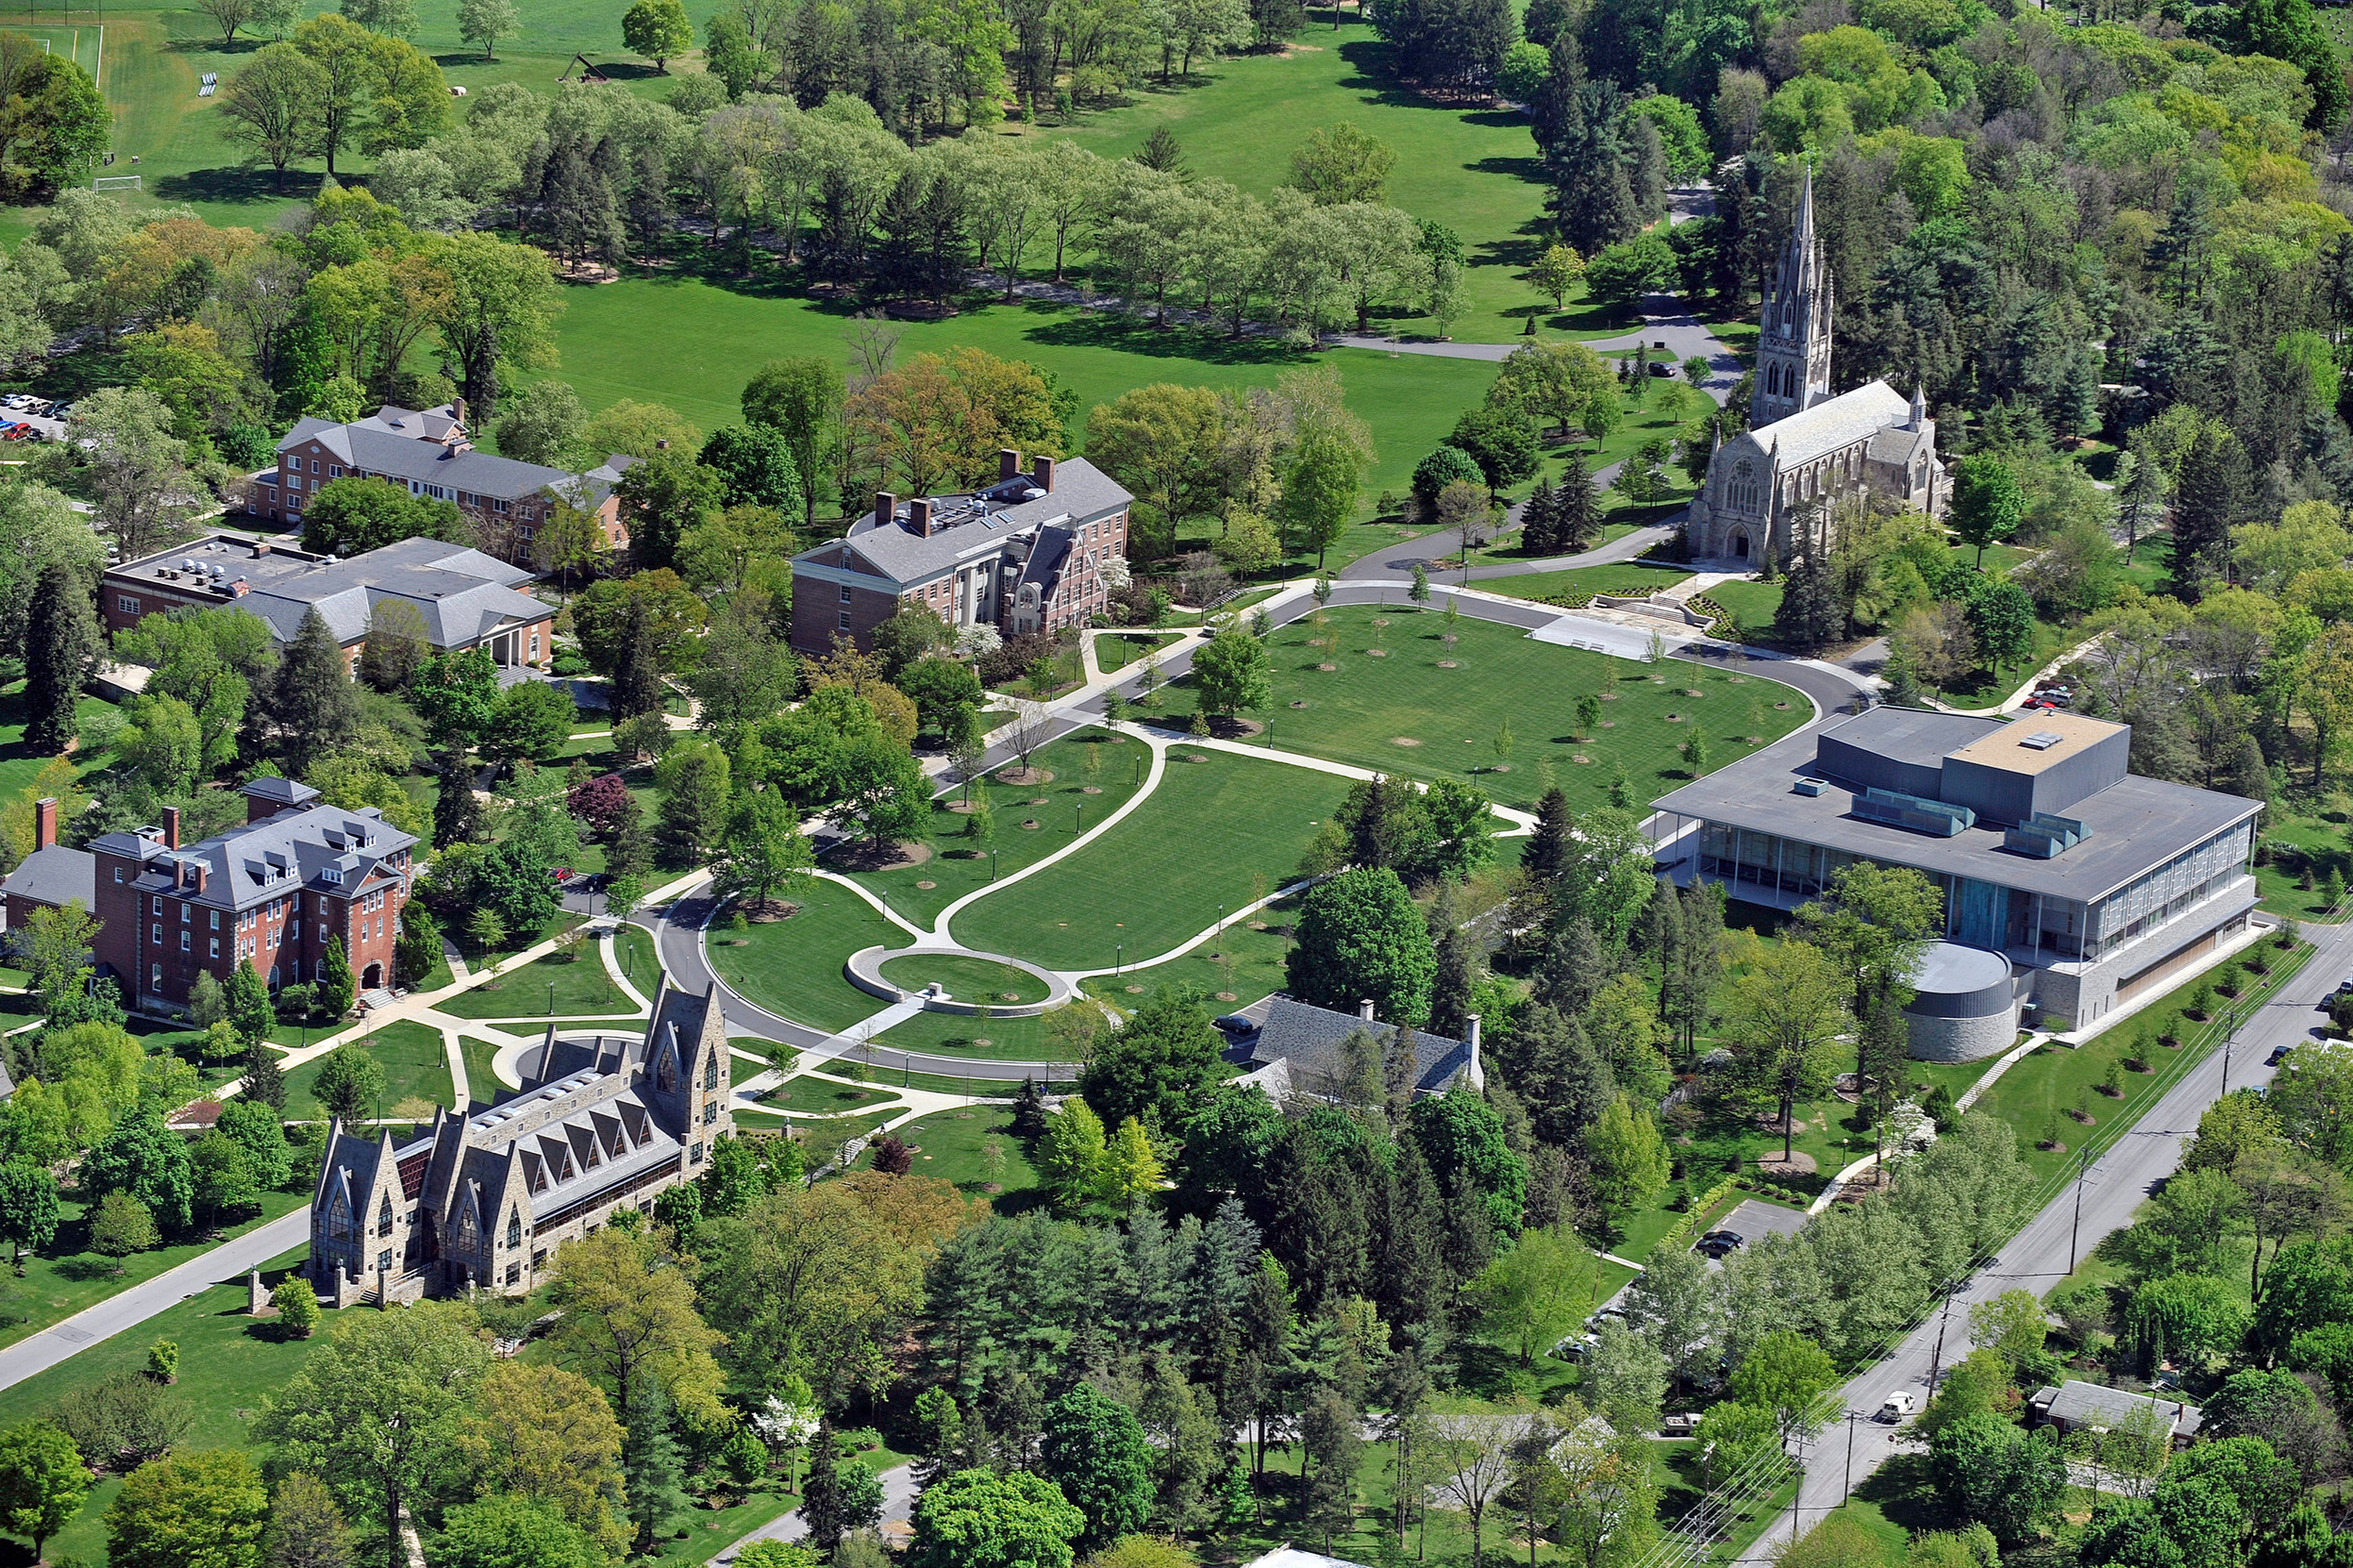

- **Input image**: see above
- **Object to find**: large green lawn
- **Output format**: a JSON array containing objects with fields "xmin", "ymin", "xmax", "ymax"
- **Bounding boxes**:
[
  {"xmin": 437, "ymin": 942, "xmax": 634, "ymax": 1019},
  {"xmin": 1030, "ymin": 20, "xmax": 1623, "ymax": 345},
  {"xmin": 876, "ymin": 953, "xmax": 1050, "ymax": 1006},
  {"xmin": 545, "ymin": 278, "xmax": 1496, "ymax": 512},
  {"xmin": 950, "ymin": 747, "xmax": 1354, "ymax": 970},
  {"xmin": 1486, "ymin": 561, "xmax": 1695, "ymax": 604},
  {"xmin": 703, "ymin": 889, "xmax": 904, "ymax": 1033},
  {"xmin": 841, "ymin": 729, "xmax": 1148, "ymax": 928},
  {"xmin": 1150, "ymin": 605, "xmax": 1811, "ymax": 811},
  {"xmin": 858, "ymin": 1104, "xmax": 1042, "ymax": 1205},
  {"xmin": 0, "ymin": 1187, "xmax": 308, "ymax": 1354},
  {"xmin": 281, "ymin": 1019, "xmax": 453, "ymax": 1120}
]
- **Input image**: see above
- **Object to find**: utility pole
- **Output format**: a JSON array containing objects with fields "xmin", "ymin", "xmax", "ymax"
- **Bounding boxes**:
[
  {"xmin": 1926, "ymin": 1276, "xmax": 1958, "ymax": 1393},
  {"xmin": 1844, "ymin": 1412, "xmax": 1859, "ymax": 1504},
  {"xmin": 2068, "ymin": 1147, "xmax": 2091, "ymax": 1273}
]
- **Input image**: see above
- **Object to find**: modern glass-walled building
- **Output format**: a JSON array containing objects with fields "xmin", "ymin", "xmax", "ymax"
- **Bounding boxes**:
[{"xmin": 1652, "ymin": 708, "xmax": 2262, "ymax": 1029}]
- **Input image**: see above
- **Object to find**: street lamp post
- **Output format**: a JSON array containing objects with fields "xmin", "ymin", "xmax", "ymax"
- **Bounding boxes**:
[
  {"xmin": 1844, "ymin": 1412, "xmax": 1859, "ymax": 1504},
  {"xmin": 991, "ymin": 850, "xmax": 999, "ymax": 881},
  {"xmin": 1116, "ymin": 942, "xmax": 1124, "ymax": 976}
]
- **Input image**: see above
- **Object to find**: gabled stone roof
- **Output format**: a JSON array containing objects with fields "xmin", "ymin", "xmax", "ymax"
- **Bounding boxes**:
[
  {"xmin": 1245, "ymin": 997, "xmax": 1475, "ymax": 1099},
  {"xmin": 1745, "ymin": 380, "xmax": 1916, "ymax": 469},
  {"xmin": 808, "ymin": 458, "xmax": 1132, "ymax": 587}
]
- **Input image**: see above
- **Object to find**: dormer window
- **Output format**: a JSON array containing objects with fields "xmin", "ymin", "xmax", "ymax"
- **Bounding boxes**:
[{"xmin": 324, "ymin": 868, "xmax": 342, "ymax": 884}]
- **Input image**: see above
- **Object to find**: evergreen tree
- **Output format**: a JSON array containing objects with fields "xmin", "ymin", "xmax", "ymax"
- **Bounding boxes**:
[
  {"xmin": 241, "ymin": 1038, "xmax": 287, "ymax": 1112},
  {"xmin": 1010, "ymin": 1076, "xmax": 1047, "ymax": 1138},
  {"xmin": 802, "ymin": 1417, "xmax": 843, "ymax": 1555},
  {"xmin": 1371, "ymin": 1145, "xmax": 1449, "ymax": 1353},
  {"xmin": 1427, "ymin": 884, "xmax": 1476, "ymax": 1042},
  {"xmin": 260, "ymin": 607, "xmax": 361, "ymax": 763},
  {"xmin": 318, "ymin": 937, "xmax": 357, "ymax": 1015},
  {"xmin": 2171, "ymin": 422, "xmax": 2249, "ymax": 600},
  {"xmin": 1662, "ymin": 884, "xmax": 1725, "ymax": 1058},
  {"xmin": 1437, "ymin": 1165, "xmax": 1496, "ymax": 1330},
  {"xmin": 1237, "ymin": 1254, "xmax": 1293, "ymax": 1477},
  {"xmin": 1300, "ymin": 1389, "xmax": 1363, "ymax": 1552},
  {"xmin": 1259, "ymin": 1126, "xmax": 1364, "ymax": 1314},
  {"xmin": 24, "ymin": 563, "xmax": 100, "ymax": 755},
  {"xmin": 623, "ymin": 1377, "xmax": 689, "ymax": 1556},
  {"xmin": 1534, "ymin": 35, "xmax": 1638, "ymax": 254},
  {"xmin": 1521, "ymin": 787, "xmax": 1573, "ymax": 884},
  {"xmin": 1531, "ymin": 915, "xmax": 1608, "ymax": 1014},
  {"xmin": 1518, "ymin": 477, "xmax": 1560, "ymax": 555},
  {"xmin": 432, "ymin": 754, "xmax": 489, "ymax": 849},
  {"xmin": 1555, "ymin": 450, "xmax": 1601, "ymax": 550},
  {"xmin": 1773, "ymin": 539, "xmax": 1842, "ymax": 654}
]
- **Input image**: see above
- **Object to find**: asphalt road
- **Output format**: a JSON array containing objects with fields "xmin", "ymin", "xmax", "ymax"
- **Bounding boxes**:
[{"xmin": 1733, "ymin": 917, "xmax": 2353, "ymax": 1564}]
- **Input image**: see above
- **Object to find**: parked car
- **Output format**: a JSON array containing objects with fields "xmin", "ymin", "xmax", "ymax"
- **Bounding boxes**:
[
  {"xmin": 1212, "ymin": 1013, "xmax": 1259, "ymax": 1035},
  {"xmin": 1877, "ymin": 1392, "xmax": 1918, "ymax": 1423},
  {"xmin": 2269, "ymin": 1045, "xmax": 2293, "ymax": 1067},
  {"xmin": 1695, "ymin": 1229, "xmax": 1745, "ymax": 1258}
]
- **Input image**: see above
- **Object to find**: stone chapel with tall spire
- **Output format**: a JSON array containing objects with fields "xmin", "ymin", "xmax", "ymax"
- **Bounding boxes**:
[{"xmin": 1687, "ymin": 167, "xmax": 1945, "ymax": 566}]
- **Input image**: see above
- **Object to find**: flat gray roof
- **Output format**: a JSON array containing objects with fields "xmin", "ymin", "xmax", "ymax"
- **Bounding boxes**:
[
  {"xmin": 1817, "ymin": 707, "xmax": 2005, "ymax": 775},
  {"xmin": 1912, "ymin": 942, "xmax": 2010, "ymax": 993},
  {"xmin": 1653, "ymin": 728, "xmax": 2261, "ymax": 902}
]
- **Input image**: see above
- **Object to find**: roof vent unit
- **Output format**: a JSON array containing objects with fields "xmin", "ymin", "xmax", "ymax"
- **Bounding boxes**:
[
  {"xmin": 1793, "ymin": 777, "xmax": 1828, "ymax": 797},
  {"xmin": 2004, "ymin": 811, "xmax": 2093, "ymax": 859},
  {"xmin": 2020, "ymin": 730, "xmax": 2064, "ymax": 750},
  {"xmin": 1852, "ymin": 787, "xmax": 1976, "ymax": 838}
]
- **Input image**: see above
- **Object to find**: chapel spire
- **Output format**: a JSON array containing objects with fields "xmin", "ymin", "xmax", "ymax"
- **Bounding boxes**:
[{"xmin": 1749, "ymin": 163, "xmax": 1834, "ymax": 430}]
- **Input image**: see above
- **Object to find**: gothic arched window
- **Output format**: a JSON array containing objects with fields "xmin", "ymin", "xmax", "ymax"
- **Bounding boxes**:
[
  {"xmin": 377, "ymin": 1194, "xmax": 392, "ymax": 1236},
  {"xmin": 658, "ymin": 1049, "xmax": 678, "ymax": 1093},
  {"xmin": 704, "ymin": 1053, "xmax": 719, "ymax": 1091},
  {"xmin": 1729, "ymin": 460, "xmax": 1758, "ymax": 514},
  {"xmin": 507, "ymin": 1207, "xmax": 522, "ymax": 1249}
]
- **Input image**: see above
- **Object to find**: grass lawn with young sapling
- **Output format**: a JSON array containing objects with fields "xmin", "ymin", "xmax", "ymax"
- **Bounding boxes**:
[
  {"xmin": 1970, "ymin": 933, "xmax": 2311, "ymax": 1188},
  {"xmin": 839, "ymin": 729, "xmax": 1147, "ymax": 929},
  {"xmin": 876, "ymin": 954, "xmax": 1051, "ymax": 1006},
  {"xmin": 281, "ymin": 1021, "xmax": 453, "ymax": 1122},
  {"xmin": 859, "ymin": 1105, "xmax": 1042, "ymax": 1204},
  {"xmin": 760, "ymin": 1074, "xmax": 899, "ymax": 1115},
  {"xmin": 950, "ymin": 748, "xmax": 1354, "ymax": 972},
  {"xmin": 1485, "ymin": 562, "xmax": 1696, "ymax": 604},
  {"xmin": 1075, "ymin": 902, "xmax": 1299, "ymax": 1012},
  {"xmin": 704, "ymin": 889, "xmax": 906, "ymax": 1034},
  {"xmin": 437, "ymin": 941, "xmax": 634, "ymax": 1020},
  {"xmin": 612, "ymin": 922, "xmax": 659, "ymax": 993},
  {"xmin": 458, "ymin": 1033, "xmax": 513, "ymax": 1104},
  {"xmin": 1151, "ymin": 605, "xmax": 1810, "ymax": 811},
  {"xmin": 1094, "ymin": 631, "xmax": 1188, "ymax": 673},
  {"xmin": 0, "ymin": 1188, "xmax": 309, "ymax": 1354}
]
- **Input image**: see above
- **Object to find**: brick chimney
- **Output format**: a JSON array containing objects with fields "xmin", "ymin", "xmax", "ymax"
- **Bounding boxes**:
[
  {"xmin": 1358, "ymin": 998, "xmax": 1376, "ymax": 1023},
  {"xmin": 999, "ymin": 449, "xmax": 1020, "ymax": 482},
  {"xmin": 910, "ymin": 498, "xmax": 933, "ymax": 537},
  {"xmin": 655, "ymin": 439, "xmax": 670, "ymax": 451},
  {"xmin": 254, "ymin": 541, "xmax": 271, "ymax": 557},
  {"xmin": 32, "ymin": 797, "xmax": 56, "ymax": 852},
  {"xmin": 163, "ymin": 806, "xmax": 181, "ymax": 850},
  {"xmin": 875, "ymin": 492, "xmax": 896, "ymax": 528},
  {"xmin": 1032, "ymin": 455, "xmax": 1056, "ymax": 492},
  {"xmin": 187, "ymin": 860, "xmax": 207, "ymax": 894}
]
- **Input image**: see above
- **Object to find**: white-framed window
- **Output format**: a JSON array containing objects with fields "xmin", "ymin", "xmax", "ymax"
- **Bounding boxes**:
[
  {"xmin": 309, "ymin": 458, "xmax": 319, "ymax": 473},
  {"xmin": 151, "ymin": 924, "xmax": 160, "ymax": 945},
  {"xmin": 838, "ymin": 609, "xmax": 851, "ymax": 631},
  {"xmin": 118, "ymin": 595, "xmax": 140, "ymax": 614},
  {"xmin": 113, "ymin": 867, "xmax": 124, "ymax": 884},
  {"xmin": 179, "ymin": 930, "xmax": 190, "ymax": 952},
  {"xmin": 287, "ymin": 475, "xmax": 302, "ymax": 492},
  {"xmin": 150, "ymin": 964, "xmax": 162, "ymax": 992},
  {"xmin": 152, "ymin": 896, "xmax": 162, "ymax": 915},
  {"xmin": 840, "ymin": 585, "xmax": 853, "ymax": 603},
  {"xmin": 329, "ymin": 464, "xmax": 343, "ymax": 477},
  {"xmin": 209, "ymin": 938, "xmax": 219, "ymax": 959},
  {"xmin": 210, "ymin": 910, "xmax": 219, "ymax": 928},
  {"xmin": 492, "ymin": 497, "xmax": 509, "ymax": 512}
]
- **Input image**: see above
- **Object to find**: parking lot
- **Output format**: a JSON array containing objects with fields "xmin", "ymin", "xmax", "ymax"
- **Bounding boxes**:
[{"xmin": 0, "ymin": 394, "xmax": 69, "ymax": 443}]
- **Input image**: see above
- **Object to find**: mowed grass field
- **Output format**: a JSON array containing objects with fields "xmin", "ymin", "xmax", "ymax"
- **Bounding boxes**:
[
  {"xmin": 841, "ymin": 728, "xmax": 1149, "ymax": 928},
  {"xmin": 281, "ymin": 1018, "xmax": 454, "ymax": 1119},
  {"xmin": 704, "ymin": 885, "xmax": 905, "ymax": 1033},
  {"xmin": 1151, "ymin": 605, "xmax": 1811, "ymax": 811},
  {"xmin": 1026, "ymin": 19, "xmax": 1637, "ymax": 344},
  {"xmin": 949, "ymin": 746, "xmax": 1354, "ymax": 970},
  {"xmin": 542, "ymin": 279, "xmax": 1499, "ymax": 509}
]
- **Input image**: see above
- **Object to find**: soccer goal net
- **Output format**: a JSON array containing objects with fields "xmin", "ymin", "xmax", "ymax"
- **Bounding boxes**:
[{"xmin": 93, "ymin": 175, "xmax": 141, "ymax": 192}]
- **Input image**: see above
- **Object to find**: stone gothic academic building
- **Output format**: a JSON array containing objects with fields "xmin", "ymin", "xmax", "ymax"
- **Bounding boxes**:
[
  {"xmin": 1687, "ymin": 168, "xmax": 1946, "ymax": 566},
  {"xmin": 308, "ymin": 982, "xmax": 733, "ymax": 1306}
]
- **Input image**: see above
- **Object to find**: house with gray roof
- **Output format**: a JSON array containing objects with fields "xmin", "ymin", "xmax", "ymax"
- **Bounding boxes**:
[
  {"xmin": 790, "ymin": 450, "xmax": 1133, "ymax": 655},
  {"xmin": 103, "ymin": 531, "xmax": 558, "ymax": 673},
  {"xmin": 245, "ymin": 402, "xmax": 637, "ymax": 564},
  {"xmin": 1687, "ymin": 168, "xmax": 1943, "ymax": 566},
  {"xmin": 2028, "ymin": 1380, "xmax": 2202, "ymax": 1443},
  {"xmin": 1238, "ymin": 996, "xmax": 1484, "ymax": 1101},
  {"xmin": 310, "ymin": 979, "xmax": 733, "ymax": 1306},
  {"xmin": 1652, "ymin": 705, "xmax": 2262, "ymax": 1036}
]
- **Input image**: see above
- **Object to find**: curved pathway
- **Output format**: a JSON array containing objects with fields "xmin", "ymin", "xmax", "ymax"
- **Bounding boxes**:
[{"xmin": 652, "ymin": 579, "xmax": 1876, "ymax": 1081}]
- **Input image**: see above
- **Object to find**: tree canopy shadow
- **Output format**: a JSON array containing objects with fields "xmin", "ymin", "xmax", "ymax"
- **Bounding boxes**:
[
  {"xmin": 153, "ymin": 166, "xmax": 309, "ymax": 206},
  {"xmin": 168, "ymin": 34, "xmax": 266, "ymax": 56},
  {"xmin": 1020, "ymin": 309, "xmax": 1310, "ymax": 366}
]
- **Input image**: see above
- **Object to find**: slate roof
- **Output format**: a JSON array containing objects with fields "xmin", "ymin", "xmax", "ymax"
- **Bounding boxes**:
[
  {"xmin": 1746, "ymin": 380, "xmax": 1917, "ymax": 469},
  {"xmin": 811, "ymin": 459, "xmax": 1132, "ymax": 586},
  {"xmin": 0, "ymin": 844, "xmax": 97, "ymax": 916},
  {"xmin": 278, "ymin": 416, "xmax": 638, "ymax": 508},
  {"xmin": 92, "ymin": 787, "xmax": 417, "ymax": 916},
  {"xmin": 2031, "ymin": 1380, "xmax": 2202, "ymax": 1438},
  {"xmin": 1246, "ymin": 997, "xmax": 1476, "ymax": 1098},
  {"xmin": 114, "ymin": 532, "xmax": 549, "ymax": 651}
]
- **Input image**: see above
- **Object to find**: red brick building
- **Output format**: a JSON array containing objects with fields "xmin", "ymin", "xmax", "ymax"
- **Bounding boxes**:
[
  {"xmin": 246, "ymin": 404, "xmax": 637, "ymax": 563},
  {"xmin": 57, "ymin": 777, "xmax": 420, "ymax": 1014},
  {"xmin": 788, "ymin": 452, "xmax": 1133, "ymax": 656}
]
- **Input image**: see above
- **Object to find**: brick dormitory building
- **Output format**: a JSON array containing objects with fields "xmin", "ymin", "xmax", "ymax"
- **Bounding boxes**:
[
  {"xmin": 246, "ymin": 402, "xmax": 638, "ymax": 563},
  {"xmin": 0, "ymin": 777, "xmax": 417, "ymax": 1015},
  {"xmin": 789, "ymin": 451, "xmax": 1134, "ymax": 655}
]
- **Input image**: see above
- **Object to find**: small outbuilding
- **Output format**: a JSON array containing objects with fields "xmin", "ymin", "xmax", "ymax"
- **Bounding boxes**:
[
  {"xmin": 1903, "ymin": 942, "xmax": 2018, "ymax": 1061},
  {"xmin": 2027, "ymin": 1380, "xmax": 2202, "ymax": 1445}
]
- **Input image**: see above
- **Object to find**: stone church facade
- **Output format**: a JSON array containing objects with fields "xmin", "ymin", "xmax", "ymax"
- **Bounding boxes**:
[
  {"xmin": 1687, "ymin": 168, "xmax": 1946, "ymax": 566},
  {"xmin": 308, "ymin": 981, "xmax": 733, "ymax": 1306}
]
